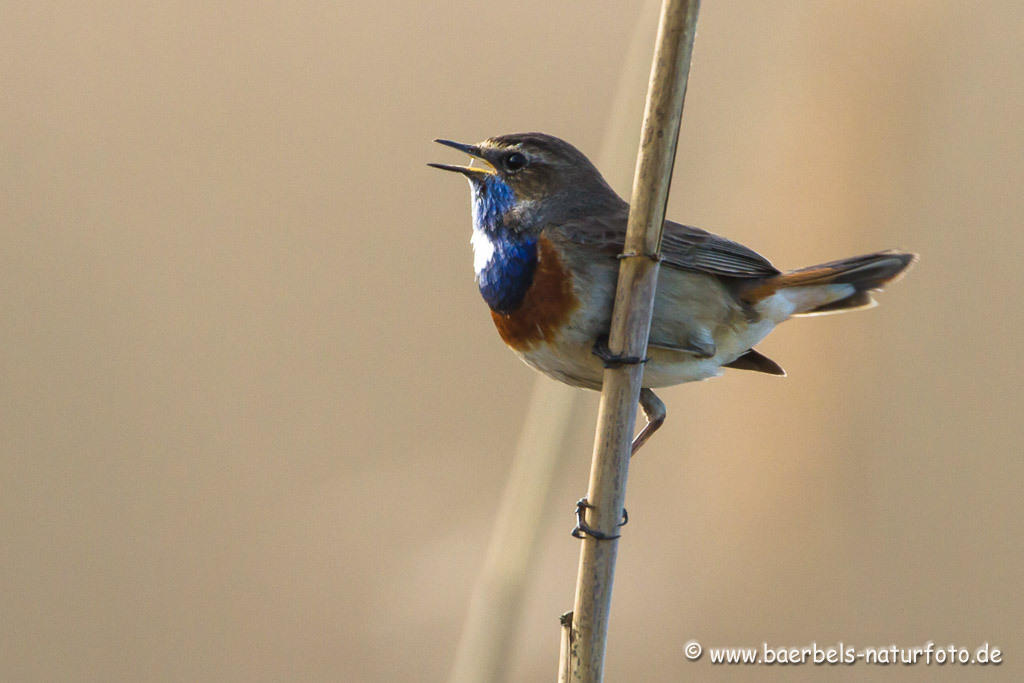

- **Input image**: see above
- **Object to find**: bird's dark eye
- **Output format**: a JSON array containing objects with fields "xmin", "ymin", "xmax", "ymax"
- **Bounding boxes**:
[{"xmin": 502, "ymin": 152, "xmax": 528, "ymax": 173}]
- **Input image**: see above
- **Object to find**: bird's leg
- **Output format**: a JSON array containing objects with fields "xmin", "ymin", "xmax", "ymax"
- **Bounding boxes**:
[
  {"xmin": 571, "ymin": 358, "xmax": 662, "ymax": 538},
  {"xmin": 631, "ymin": 388, "xmax": 666, "ymax": 456},
  {"xmin": 591, "ymin": 335, "xmax": 649, "ymax": 369},
  {"xmin": 570, "ymin": 391, "xmax": 662, "ymax": 537}
]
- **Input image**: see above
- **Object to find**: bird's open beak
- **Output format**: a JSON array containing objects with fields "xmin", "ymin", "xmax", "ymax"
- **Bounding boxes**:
[{"xmin": 428, "ymin": 139, "xmax": 495, "ymax": 177}]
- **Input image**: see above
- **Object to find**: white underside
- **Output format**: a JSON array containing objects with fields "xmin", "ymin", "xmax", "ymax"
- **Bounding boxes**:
[
  {"xmin": 514, "ymin": 282, "xmax": 857, "ymax": 390},
  {"xmin": 757, "ymin": 283, "xmax": 855, "ymax": 321}
]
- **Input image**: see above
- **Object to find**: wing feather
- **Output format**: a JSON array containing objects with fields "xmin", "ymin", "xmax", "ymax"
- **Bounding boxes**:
[{"xmin": 548, "ymin": 212, "xmax": 779, "ymax": 279}]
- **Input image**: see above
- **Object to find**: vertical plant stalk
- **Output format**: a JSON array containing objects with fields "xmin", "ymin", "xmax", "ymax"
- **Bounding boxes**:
[
  {"xmin": 448, "ymin": 3, "xmax": 663, "ymax": 682},
  {"xmin": 564, "ymin": 1, "xmax": 701, "ymax": 681},
  {"xmin": 558, "ymin": 611, "xmax": 573, "ymax": 683}
]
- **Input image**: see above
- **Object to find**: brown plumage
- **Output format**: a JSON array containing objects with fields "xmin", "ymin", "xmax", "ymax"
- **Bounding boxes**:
[
  {"xmin": 431, "ymin": 132, "xmax": 917, "ymax": 454},
  {"xmin": 739, "ymin": 250, "xmax": 918, "ymax": 314},
  {"xmin": 490, "ymin": 237, "xmax": 580, "ymax": 351}
]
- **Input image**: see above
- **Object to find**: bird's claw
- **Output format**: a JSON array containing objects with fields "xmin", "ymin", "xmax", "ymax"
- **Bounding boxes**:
[
  {"xmin": 592, "ymin": 337, "xmax": 649, "ymax": 369},
  {"xmin": 571, "ymin": 497, "xmax": 627, "ymax": 540},
  {"xmin": 617, "ymin": 251, "xmax": 663, "ymax": 263}
]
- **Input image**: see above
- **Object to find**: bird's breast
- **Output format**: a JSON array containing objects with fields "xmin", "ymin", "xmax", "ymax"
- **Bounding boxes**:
[{"xmin": 490, "ymin": 236, "xmax": 580, "ymax": 351}]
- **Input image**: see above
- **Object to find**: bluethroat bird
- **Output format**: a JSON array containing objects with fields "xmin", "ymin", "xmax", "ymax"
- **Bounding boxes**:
[{"xmin": 430, "ymin": 133, "xmax": 916, "ymax": 456}]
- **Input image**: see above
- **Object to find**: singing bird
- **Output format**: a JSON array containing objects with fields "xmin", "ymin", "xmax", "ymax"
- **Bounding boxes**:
[{"xmin": 430, "ymin": 133, "xmax": 915, "ymax": 454}]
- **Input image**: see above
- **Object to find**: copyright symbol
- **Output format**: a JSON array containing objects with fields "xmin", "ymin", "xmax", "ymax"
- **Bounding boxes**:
[{"xmin": 684, "ymin": 640, "xmax": 702, "ymax": 661}]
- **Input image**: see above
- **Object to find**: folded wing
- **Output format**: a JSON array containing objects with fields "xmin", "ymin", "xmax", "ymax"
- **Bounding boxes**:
[{"xmin": 550, "ymin": 211, "xmax": 780, "ymax": 279}]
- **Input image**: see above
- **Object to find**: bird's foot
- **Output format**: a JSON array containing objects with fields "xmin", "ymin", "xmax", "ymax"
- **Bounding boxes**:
[
  {"xmin": 571, "ymin": 497, "xmax": 628, "ymax": 540},
  {"xmin": 617, "ymin": 251, "xmax": 663, "ymax": 263},
  {"xmin": 592, "ymin": 336, "xmax": 649, "ymax": 369}
]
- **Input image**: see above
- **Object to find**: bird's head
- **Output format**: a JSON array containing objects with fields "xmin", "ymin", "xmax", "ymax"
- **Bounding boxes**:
[{"xmin": 429, "ymin": 132, "xmax": 624, "ymax": 236}]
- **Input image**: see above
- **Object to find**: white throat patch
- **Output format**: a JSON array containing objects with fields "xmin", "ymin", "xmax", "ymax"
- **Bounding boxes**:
[{"xmin": 470, "ymin": 229, "xmax": 496, "ymax": 276}]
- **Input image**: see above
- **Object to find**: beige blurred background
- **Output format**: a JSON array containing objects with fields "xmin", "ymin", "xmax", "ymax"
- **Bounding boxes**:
[{"xmin": 2, "ymin": 2, "xmax": 1022, "ymax": 681}]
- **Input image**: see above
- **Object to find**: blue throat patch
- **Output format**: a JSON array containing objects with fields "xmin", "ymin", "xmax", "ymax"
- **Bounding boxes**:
[{"xmin": 472, "ymin": 176, "xmax": 537, "ymax": 314}]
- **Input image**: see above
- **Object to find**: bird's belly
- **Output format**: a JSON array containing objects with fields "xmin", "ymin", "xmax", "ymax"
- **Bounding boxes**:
[
  {"xmin": 514, "ymin": 335, "xmax": 727, "ymax": 390},
  {"xmin": 515, "ymin": 337, "xmax": 605, "ymax": 390},
  {"xmin": 494, "ymin": 244, "xmax": 778, "ymax": 390},
  {"xmin": 514, "ymin": 312, "xmax": 777, "ymax": 391}
]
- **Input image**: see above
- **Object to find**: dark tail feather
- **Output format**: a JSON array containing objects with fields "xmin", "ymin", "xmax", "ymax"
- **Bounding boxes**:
[
  {"xmin": 740, "ymin": 250, "xmax": 917, "ymax": 315},
  {"xmin": 723, "ymin": 348, "xmax": 786, "ymax": 376},
  {"xmin": 800, "ymin": 290, "xmax": 876, "ymax": 315}
]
